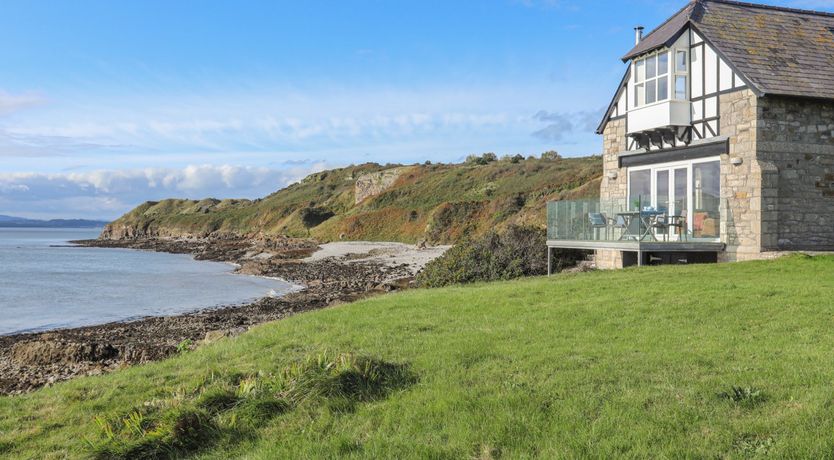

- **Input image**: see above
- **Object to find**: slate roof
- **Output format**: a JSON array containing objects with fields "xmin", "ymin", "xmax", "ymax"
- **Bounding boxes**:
[{"xmin": 622, "ymin": 0, "xmax": 834, "ymax": 100}]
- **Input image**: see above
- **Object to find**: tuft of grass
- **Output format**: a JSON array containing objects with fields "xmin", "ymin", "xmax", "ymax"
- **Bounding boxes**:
[
  {"xmin": 175, "ymin": 339, "xmax": 193, "ymax": 355},
  {"xmin": 718, "ymin": 386, "xmax": 767, "ymax": 408},
  {"xmin": 734, "ymin": 434, "xmax": 775, "ymax": 456},
  {"xmin": 82, "ymin": 352, "xmax": 415, "ymax": 458}
]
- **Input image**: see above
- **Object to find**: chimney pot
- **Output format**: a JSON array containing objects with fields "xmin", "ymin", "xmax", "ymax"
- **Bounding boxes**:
[{"xmin": 635, "ymin": 26, "xmax": 645, "ymax": 45}]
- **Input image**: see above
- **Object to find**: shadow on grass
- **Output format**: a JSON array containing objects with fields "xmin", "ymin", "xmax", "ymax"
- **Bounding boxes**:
[{"xmin": 89, "ymin": 351, "xmax": 417, "ymax": 459}]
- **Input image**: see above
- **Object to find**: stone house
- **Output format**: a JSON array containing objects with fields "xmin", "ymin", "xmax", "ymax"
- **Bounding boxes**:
[{"xmin": 546, "ymin": 0, "xmax": 834, "ymax": 269}]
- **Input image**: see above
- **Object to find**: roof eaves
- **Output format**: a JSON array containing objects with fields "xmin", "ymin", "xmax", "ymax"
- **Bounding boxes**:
[
  {"xmin": 620, "ymin": 1, "xmax": 698, "ymax": 62},
  {"xmin": 620, "ymin": 27, "xmax": 688, "ymax": 62}
]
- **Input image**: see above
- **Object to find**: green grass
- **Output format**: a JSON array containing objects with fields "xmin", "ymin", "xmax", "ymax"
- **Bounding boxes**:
[{"xmin": 4, "ymin": 255, "xmax": 834, "ymax": 458}]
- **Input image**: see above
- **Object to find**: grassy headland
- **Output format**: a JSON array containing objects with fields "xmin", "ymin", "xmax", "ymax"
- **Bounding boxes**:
[
  {"xmin": 101, "ymin": 156, "xmax": 601, "ymax": 244},
  {"xmin": 3, "ymin": 255, "xmax": 834, "ymax": 458}
]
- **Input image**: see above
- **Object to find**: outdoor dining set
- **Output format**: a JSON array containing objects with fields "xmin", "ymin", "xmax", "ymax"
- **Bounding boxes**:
[{"xmin": 588, "ymin": 209, "xmax": 688, "ymax": 242}]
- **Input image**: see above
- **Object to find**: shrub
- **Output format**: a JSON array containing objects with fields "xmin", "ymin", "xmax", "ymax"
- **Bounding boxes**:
[
  {"xmin": 465, "ymin": 153, "xmax": 498, "ymax": 166},
  {"xmin": 417, "ymin": 225, "xmax": 586, "ymax": 287},
  {"xmin": 501, "ymin": 154, "xmax": 525, "ymax": 164},
  {"xmin": 299, "ymin": 206, "xmax": 335, "ymax": 232},
  {"xmin": 541, "ymin": 150, "xmax": 561, "ymax": 161}
]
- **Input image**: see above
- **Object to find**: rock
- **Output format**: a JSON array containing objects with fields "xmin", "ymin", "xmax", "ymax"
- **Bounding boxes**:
[
  {"xmin": 11, "ymin": 340, "xmax": 119, "ymax": 366},
  {"xmin": 354, "ymin": 167, "xmax": 406, "ymax": 204}
]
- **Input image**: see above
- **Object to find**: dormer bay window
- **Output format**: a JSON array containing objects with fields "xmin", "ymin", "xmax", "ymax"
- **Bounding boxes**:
[{"xmin": 633, "ymin": 51, "xmax": 669, "ymax": 107}]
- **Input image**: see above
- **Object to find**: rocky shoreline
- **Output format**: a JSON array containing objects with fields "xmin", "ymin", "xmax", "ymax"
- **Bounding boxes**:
[{"xmin": 0, "ymin": 235, "xmax": 440, "ymax": 395}]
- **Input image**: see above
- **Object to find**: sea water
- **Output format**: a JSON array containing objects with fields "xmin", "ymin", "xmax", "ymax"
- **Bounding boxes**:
[{"xmin": 0, "ymin": 228, "xmax": 296, "ymax": 335}]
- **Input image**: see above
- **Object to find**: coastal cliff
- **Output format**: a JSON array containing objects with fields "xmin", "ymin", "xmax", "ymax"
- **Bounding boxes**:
[{"xmin": 99, "ymin": 156, "xmax": 602, "ymax": 244}]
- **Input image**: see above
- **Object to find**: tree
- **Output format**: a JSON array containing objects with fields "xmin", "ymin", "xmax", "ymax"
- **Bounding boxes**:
[{"xmin": 541, "ymin": 150, "xmax": 561, "ymax": 161}]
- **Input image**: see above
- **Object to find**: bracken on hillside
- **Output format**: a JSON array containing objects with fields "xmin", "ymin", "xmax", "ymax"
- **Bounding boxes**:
[{"xmin": 101, "ymin": 156, "xmax": 601, "ymax": 244}]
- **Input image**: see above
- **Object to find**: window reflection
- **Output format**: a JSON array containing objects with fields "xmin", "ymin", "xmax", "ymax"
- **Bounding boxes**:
[
  {"xmin": 629, "ymin": 170, "xmax": 651, "ymax": 210},
  {"xmin": 692, "ymin": 161, "xmax": 720, "ymax": 238}
]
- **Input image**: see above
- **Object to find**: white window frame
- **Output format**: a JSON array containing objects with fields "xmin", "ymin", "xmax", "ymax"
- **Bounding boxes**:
[
  {"xmin": 674, "ymin": 49, "xmax": 688, "ymax": 100},
  {"xmin": 626, "ymin": 156, "xmax": 721, "ymax": 241},
  {"xmin": 633, "ymin": 50, "xmax": 671, "ymax": 108}
]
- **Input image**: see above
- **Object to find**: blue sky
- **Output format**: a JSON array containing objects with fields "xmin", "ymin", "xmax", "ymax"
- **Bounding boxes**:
[{"xmin": 0, "ymin": 0, "xmax": 831, "ymax": 219}]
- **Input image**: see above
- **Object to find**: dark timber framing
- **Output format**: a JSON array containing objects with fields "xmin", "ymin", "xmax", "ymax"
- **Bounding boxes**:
[{"xmin": 618, "ymin": 138, "xmax": 728, "ymax": 167}]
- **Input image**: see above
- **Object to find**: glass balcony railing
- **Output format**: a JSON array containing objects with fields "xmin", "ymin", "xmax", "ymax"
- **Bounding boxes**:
[{"xmin": 546, "ymin": 197, "xmax": 713, "ymax": 244}]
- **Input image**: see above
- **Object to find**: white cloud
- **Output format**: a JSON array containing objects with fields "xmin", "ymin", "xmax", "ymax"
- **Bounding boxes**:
[
  {"xmin": 531, "ymin": 107, "xmax": 604, "ymax": 141},
  {"xmin": 0, "ymin": 91, "xmax": 45, "ymax": 116},
  {"xmin": 0, "ymin": 163, "xmax": 328, "ymax": 220}
]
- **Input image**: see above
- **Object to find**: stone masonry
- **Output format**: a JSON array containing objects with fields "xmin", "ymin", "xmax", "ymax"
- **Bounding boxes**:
[
  {"xmin": 758, "ymin": 95, "xmax": 834, "ymax": 250},
  {"xmin": 718, "ymin": 89, "xmax": 767, "ymax": 261},
  {"xmin": 596, "ymin": 117, "xmax": 627, "ymax": 269}
]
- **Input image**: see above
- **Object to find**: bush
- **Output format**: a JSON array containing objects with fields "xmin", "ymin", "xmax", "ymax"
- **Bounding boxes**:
[
  {"xmin": 541, "ymin": 150, "xmax": 561, "ymax": 161},
  {"xmin": 299, "ymin": 206, "xmax": 335, "ymax": 231},
  {"xmin": 465, "ymin": 153, "xmax": 498, "ymax": 166},
  {"xmin": 501, "ymin": 154, "xmax": 525, "ymax": 164},
  {"xmin": 417, "ymin": 225, "xmax": 586, "ymax": 288}
]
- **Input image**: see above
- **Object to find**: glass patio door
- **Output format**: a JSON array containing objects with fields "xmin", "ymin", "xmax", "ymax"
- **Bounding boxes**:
[{"xmin": 653, "ymin": 167, "xmax": 689, "ymax": 240}]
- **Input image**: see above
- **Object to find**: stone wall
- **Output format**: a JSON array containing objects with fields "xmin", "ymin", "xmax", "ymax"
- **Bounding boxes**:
[
  {"xmin": 597, "ymin": 117, "xmax": 628, "ymax": 269},
  {"xmin": 718, "ymin": 89, "xmax": 768, "ymax": 261},
  {"xmin": 600, "ymin": 117, "xmax": 628, "ymax": 201},
  {"xmin": 757, "ymin": 95, "xmax": 834, "ymax": 250}
]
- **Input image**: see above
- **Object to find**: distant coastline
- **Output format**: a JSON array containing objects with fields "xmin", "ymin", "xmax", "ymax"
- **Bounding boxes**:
[{"xmin": 0, "ymin": 215, "xmax": 109, "ymax": 229}]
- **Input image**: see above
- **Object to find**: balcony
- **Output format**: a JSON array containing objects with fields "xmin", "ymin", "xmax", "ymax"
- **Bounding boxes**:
[
  {"xmin": 546, "ymin": 198, "xmax": 725, "ymax": 260},
  {"xmin": 627, "ymin": 100, "xmax": 691, "ymax": 134}
]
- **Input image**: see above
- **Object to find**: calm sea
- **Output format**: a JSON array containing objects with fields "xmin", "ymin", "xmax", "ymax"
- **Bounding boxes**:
[{"xmin": 0, "ymin": 228, "xmax": 296, "ymax": 335}]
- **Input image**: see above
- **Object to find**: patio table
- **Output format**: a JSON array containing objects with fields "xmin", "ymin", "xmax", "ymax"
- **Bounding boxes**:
[{"xmin": 616, "ymin": 210, "xmax": 664, "ymax": 241}]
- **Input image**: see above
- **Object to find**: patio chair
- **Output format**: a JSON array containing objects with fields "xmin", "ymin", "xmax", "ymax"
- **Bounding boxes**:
[
  {"xmin": 650, "ymin": 214, "xmax": 670, "ymax": 241},
  {"xmin": 668, "ymin": 214, "xmax": 688, "ymax": 241},
  {"xmin": 587, "ymin": 212, "xmax": 611, "ymax": 240},
  {"xmin": 613, "ymin": 214, "xmax": 631, "ymax": 240}
]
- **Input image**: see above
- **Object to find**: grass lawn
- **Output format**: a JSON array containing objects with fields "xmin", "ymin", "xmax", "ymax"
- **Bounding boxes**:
[{"xmin": 3, "ymin": 255, "xmax": 834, "ymax": 458}]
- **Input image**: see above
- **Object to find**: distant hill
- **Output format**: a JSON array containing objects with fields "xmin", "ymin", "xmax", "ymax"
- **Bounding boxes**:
[
  {"xmin": 0, "ymin": 215, "xmax": 109, "ymax": 228},
  {"xmin": 102, "ymin": 155, "xmax": 602, "ymax": 244}
]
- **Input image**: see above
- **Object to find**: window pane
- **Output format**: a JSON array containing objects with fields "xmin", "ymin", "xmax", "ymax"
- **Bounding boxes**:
[
  {"xmin": 658, "ymin": 76, "xmax": 668, "ymax": 101},
  {"xmin": 674, "ymin": 168, "xmax": 687, "ymax": 218},
  {"xmin": 675, "ymin": 76, "xmax": 687, "ymax": 99},
  {"xmin": 676, "ymin": 51, "xmax": 687, "ymax": 72},
  {"xmin": 635, "ymin": 83, "xmax": 644, "ymax": 107},
  {"xmin": 692, "ymin": 161, "xmax": 721, "ymax": 239},
  {"xmin": 646, "ymin": 80, "xmax": 657, "ymax": 104},
  {"xmin": 635, "ymin": 60, "xmax": 645, "ymax": 82},
  {"xmin": 629, "ymin": 170, "xmax": 651, "ymax": 211},
  {"xmin": 657, "ymin": 52, "xmax": 669, "ymax": 75},
  {"xmin": 646, "ymin": 56, "xmax": 657, "ymax": 79},
  {"xmin": 656, "ymin": 170, "xmax": 669, "ymax": 213}
]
